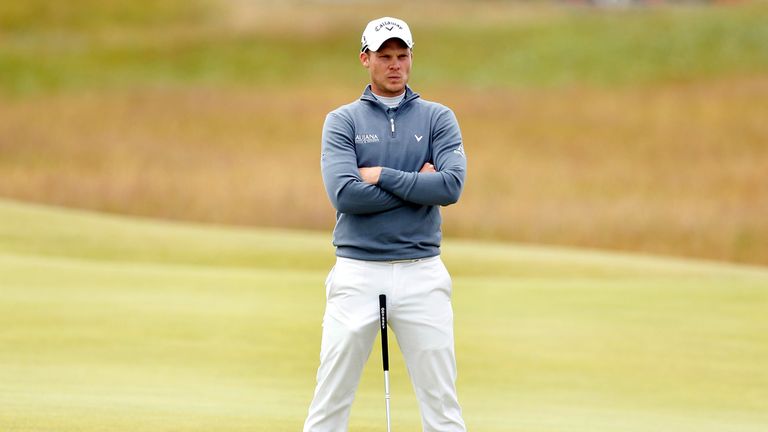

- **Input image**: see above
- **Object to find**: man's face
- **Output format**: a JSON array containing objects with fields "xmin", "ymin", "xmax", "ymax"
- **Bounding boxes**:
[{"xmin": 360, "ymin": 38, "xmax": 412, "ymax": 97}]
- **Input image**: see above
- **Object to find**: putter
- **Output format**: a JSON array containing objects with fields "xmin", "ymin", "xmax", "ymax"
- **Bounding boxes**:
[{"xmin": 379, "ymin": 294, "xmax": 391, "ymax": 432}]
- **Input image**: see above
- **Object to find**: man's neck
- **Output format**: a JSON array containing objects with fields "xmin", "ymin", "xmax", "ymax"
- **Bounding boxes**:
[{"xmin": 371, "ymin": 89, "xmax": 406, "ymax": 109}]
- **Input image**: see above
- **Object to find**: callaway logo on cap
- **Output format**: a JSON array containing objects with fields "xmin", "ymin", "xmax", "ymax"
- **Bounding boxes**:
[{"xmin": 360, "ymin": 17, "xmax": 414, "ymax": 52}]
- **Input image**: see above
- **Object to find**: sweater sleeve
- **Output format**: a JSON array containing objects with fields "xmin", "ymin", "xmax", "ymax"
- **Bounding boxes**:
[
  {"xmin": 321, "ymin": 112, "xmax": 406, "ymax": 215},
  {"xmin": 377, "ymin": 108, "xmax": 466, "ymax": 206}
]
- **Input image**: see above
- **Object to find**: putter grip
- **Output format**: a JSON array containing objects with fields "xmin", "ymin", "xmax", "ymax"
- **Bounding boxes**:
[{"xmin": 379, "ymin": 294, "xmax": 389, "ymax": 371}]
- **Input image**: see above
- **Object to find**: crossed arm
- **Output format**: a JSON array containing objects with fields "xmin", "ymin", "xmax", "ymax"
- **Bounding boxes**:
[
  {"xmin": 321, "ymin": 110, "xmax": 466, "ymax": 215},
  {"xmin": 321, "ymin": 113, "xmax": 406, "ymax": 215},
  {"xmin": 363, "ymin": 109, "xmax": 466, "ymax": 207}
]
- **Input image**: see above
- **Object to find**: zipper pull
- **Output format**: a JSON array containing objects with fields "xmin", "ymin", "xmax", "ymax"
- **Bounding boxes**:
[{"xmin": 390, "ymin": 118, "xmax": 395, "ymax": 137}]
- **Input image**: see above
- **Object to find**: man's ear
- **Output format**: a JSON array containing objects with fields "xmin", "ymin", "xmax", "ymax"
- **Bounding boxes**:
[{"xmin": 359, "ymin": 51, "xmax": 370, "ymax": 68}]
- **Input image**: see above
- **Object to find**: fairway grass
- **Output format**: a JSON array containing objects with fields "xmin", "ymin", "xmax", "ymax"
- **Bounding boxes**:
[
  {"xmin": 1, "ymin": 198, "xmax": 767, "ymax": 431},
  {"xmin": 3, "ymin": 1, "xmax": 768, "ymax": 94}
]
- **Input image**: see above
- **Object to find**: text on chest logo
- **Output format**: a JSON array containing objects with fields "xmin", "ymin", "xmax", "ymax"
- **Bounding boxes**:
[
  {"xmin": 415, "ymin": 135, "xmax": 423, "ymax": 142},
  {"xmin": 355, "ymin": 134, "xmax": 381, "ymax": 144}
]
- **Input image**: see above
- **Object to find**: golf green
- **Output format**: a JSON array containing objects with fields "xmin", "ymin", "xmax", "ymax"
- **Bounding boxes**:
[{"xmin": 1, "ymin": 199, "xmax": 766, "ymax": 431}]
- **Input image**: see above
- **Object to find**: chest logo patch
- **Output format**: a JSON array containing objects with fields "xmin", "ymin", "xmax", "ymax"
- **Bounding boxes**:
[
  {"xmin": 414, "ymin": 135, "xmax": 423, "ymax": 142},
  {"xmin": 355, "ymin": 134, "xmax": 380, "ymax": 144}
]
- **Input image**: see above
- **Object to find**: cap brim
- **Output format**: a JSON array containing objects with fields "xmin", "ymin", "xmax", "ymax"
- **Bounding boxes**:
[{"xmin": 362, "ymin": 37, "xmax": 413, "ymax": 52}]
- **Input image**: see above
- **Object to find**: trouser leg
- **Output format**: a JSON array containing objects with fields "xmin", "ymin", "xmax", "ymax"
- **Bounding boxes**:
[
  {"xmin": 303, "ymin": 258, "xmax": 383, "ymax": 432},
  {"xmin": 389, "ymin": 257, "xmax": 466, "ymax": 432}
]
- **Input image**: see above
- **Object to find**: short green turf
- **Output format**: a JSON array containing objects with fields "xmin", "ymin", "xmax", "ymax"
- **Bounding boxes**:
[{"xmin": 1, "ymin": 198, "xmax": 767, "ymax": 431}]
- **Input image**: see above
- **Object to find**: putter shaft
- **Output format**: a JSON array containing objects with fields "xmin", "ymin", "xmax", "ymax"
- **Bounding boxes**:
[{"xmin": 379, "ymin": 294, "xmax": 391, "ymax": 432}]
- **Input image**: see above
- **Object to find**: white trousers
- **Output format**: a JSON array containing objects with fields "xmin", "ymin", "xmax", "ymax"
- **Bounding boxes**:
[{"xmin": 303, "ymin": 256, "xmax": 466, "ymax": 432}]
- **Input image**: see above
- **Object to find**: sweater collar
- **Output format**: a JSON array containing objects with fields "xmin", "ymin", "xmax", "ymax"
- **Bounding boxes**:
[{"xmin": 360, "ymin": 85, "xmax": 420, "ymax": 109}]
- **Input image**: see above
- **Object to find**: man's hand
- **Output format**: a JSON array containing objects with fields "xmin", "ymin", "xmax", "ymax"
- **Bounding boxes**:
[
  {"xmin": 359, "ymin": 166, "xmax": 382, "ymax": 184},
  {"xmin": 359, "ymin": 163, "xmax": 435, "ymax": 185},
  {"xmin": 419, "ymin": 162, "xmax": 436, "ymax": 173}
]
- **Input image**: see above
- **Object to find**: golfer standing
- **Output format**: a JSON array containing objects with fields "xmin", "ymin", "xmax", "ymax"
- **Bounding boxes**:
[{"xmin": 303, "ymin": 17, "xmax": 467, "ymax": 432}]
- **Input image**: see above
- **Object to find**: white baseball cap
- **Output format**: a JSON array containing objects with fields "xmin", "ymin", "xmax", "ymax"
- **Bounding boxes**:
[{"xmin": 360, "ymin": 17, "xmax": 414, "ymax": 53}]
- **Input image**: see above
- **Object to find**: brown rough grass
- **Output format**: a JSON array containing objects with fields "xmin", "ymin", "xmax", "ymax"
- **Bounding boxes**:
[{"xmin": 1, "ymin": 77, "xmax": 766, "ymax": 264}]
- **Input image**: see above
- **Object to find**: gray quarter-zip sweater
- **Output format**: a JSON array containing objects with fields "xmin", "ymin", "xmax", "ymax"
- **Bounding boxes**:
[{"xmin": 321, "ymin": 85, "xmax": 467, "ymax": 261}]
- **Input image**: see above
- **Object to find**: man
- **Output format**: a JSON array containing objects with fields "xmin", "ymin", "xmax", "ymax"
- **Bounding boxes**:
[{"xmin": 303, "ymin": 16, "xmax": 468, "ymax": 432}]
